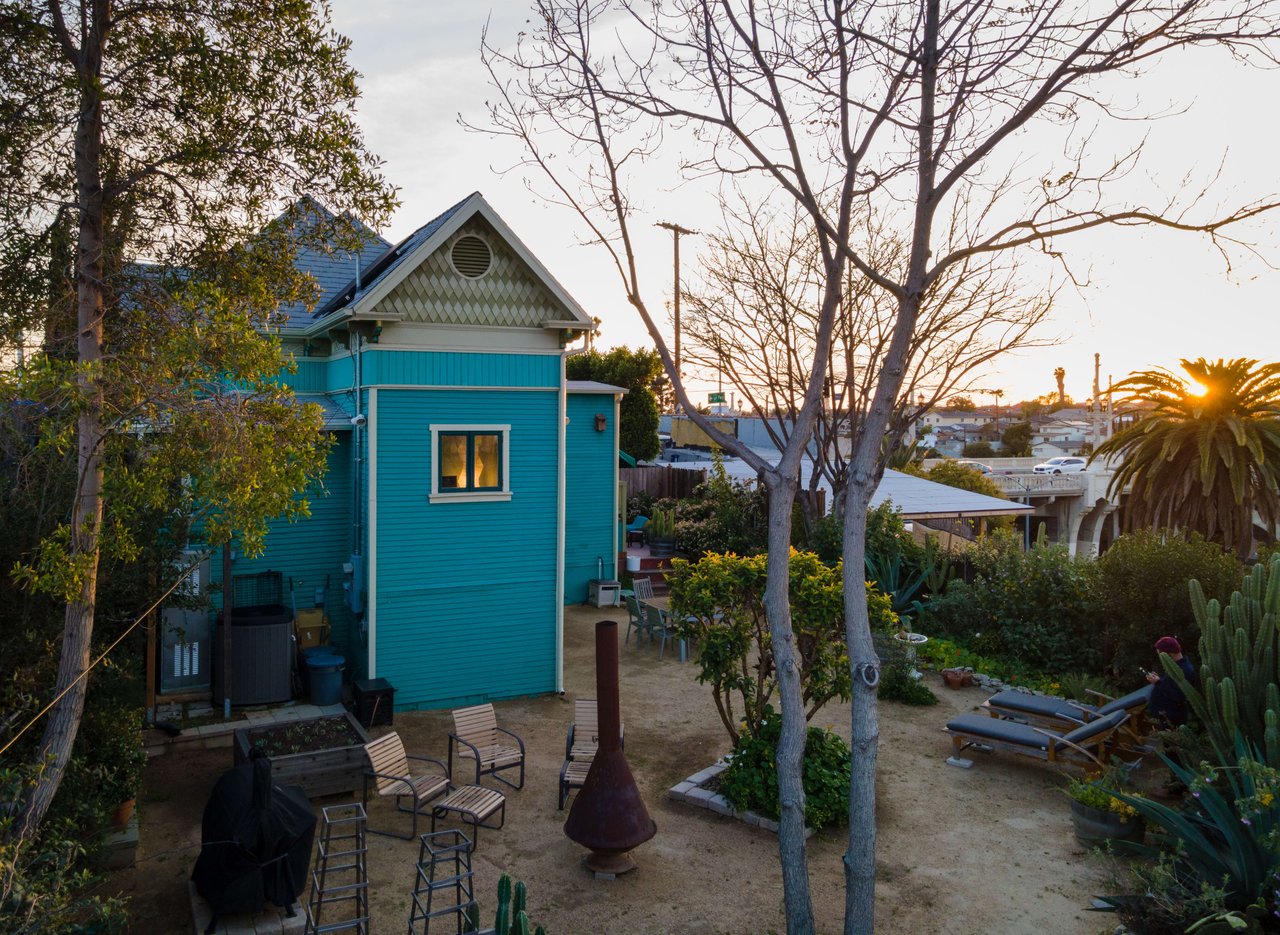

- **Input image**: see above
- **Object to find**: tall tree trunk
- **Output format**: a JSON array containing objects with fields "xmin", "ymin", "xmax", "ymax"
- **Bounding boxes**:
[
  {"xmin": 19, "ymin": 4, "xmax": 107, "ymax": 838},
  {"xmin": 763, "ymin": 471, "xmax": 814, "ymax": 935},
  {"xmin": 839, "ymin": 481, "xmax": 879, "ymax": 933}
]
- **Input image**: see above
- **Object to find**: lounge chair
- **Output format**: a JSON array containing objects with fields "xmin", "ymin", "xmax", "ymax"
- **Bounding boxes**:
[
  {"xmin": 983, "ymin": 685, "xmax": 1152, "ymax": 747},
  {"xmin": 625, "ymin": 515, "xmax": 649, "ymax": 547},
  {"xmin": 558, "ymin": 699, "xmax": 624, "ymax": 809},
  {"xmin": 362, "ymin": 731, "xmax": 451, "ymax": 839},
  {"xmin": 448, "ymin": 703, "xmax": 526, "ymax": 790},
  {"xmin": 943, "ymin": 708, "xmax": 1129, "ymax": 772}
]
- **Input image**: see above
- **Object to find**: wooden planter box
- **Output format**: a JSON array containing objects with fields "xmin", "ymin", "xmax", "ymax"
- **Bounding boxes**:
[{"xmin": 233, "ymin": 712, "xmax": 371, "ymax": 799}]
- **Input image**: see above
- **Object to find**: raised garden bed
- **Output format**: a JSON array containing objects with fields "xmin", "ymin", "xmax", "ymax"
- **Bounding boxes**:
[
  {"xmin": 668, "ymin": 760, "xmax": 814, "ymax": 838},
  {"xmin": 233, "ymin": 712, "xmax": 371, "ymax": 799}
]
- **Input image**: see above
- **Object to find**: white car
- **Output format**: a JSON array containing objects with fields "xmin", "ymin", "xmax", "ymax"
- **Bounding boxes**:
[
  {"xmin": 955, "ymin": 460, "xmax": 993, "ymax": 474},
  {"xmin": 1033, "ymin": 456, "xmax": 1087, "ymax": 474}
]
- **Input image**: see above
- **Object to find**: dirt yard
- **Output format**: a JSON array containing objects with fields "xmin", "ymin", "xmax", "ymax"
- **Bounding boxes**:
[{"xmin": 110, "ymin": 604, "xmax": 1115, "ymax": 934}]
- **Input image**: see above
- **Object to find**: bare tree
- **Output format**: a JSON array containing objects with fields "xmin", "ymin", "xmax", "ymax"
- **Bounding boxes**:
[
  {"xmin": 477, "ymin": 2, "xmax": 1280, "ymax": 932},
  {"xmin": 681, "ymin": 196, "xmax": 1054, "ymax": 518}
]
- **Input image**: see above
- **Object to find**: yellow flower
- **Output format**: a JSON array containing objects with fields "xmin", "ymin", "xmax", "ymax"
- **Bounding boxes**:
[{"xmin": 1260, "ymin": 792, "xmax": 1274, "ymax": 807}]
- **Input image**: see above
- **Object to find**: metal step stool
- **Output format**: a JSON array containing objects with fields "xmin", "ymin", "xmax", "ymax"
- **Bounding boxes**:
[{"xmin": 304, "ymin": 803, "xmax": 370, "ymax": 934}]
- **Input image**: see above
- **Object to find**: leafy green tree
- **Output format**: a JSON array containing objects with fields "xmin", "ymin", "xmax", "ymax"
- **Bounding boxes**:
[
  {"xmin": 1000, "ymin": 420, "xmax": 1033, "ymax": 456},
  {"xmin": 0, "ymin": 0, "xmax": 393, "ymax": 838},
  {"xmin": 1095, "ymin": 358, "xmax": 1280, "ymax": 557},
  {"xmin": 669, "ymin": 550, "xmax": 896, "ymax": 742},
  {"xmin": 961, "ymin": 440, "xmax": 995, "ymax": 459},
  {"xmin": 566, "ymin": 346, "xmax": 663, "ymax": 460},
  {"xmin": 1092, "ymin": 529, "xmax": 1241, "ymax": 677},
  {"xmin": 927, "ymin": 460, "xmax": 1005, "ymax": 498},
  {"xmin": 948, "ymin": 395, "xmax": 977, "ymax": 411}
]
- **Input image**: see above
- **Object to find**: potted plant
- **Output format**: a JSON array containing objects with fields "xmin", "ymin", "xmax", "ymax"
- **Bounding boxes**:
[
  {"xmin": 93, "ymin": 704, "xmax": 148, "ymax": 833},
  {"xmin": 647, "ymin": 508, "xmax": 677, "ymax": 558},
  {"xmin": 1064, "ymin": 770, "xmax": 1145, "ymax": 846}
]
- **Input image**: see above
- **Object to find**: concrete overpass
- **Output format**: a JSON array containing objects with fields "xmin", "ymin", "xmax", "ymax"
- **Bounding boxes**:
[{"xmin": 923, "ymin": 457, "xmax": 1122, "ymax": 556}]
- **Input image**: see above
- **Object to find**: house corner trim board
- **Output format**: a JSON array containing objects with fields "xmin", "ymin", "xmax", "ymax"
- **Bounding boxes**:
[
  {"xmin": 367, "ymin": 387, "xmax": 378, "ymax": 679},
  {"xmin": 555, "ymin": 354, "xmax": 567, "ymax": 693}
]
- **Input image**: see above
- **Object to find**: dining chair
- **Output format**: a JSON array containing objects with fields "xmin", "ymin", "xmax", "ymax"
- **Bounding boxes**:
[
  {"xmin": 645, "ymin": 604, "xmax": 674, "ymax": 660},
  {"xmin": 624, "ymin": 594, "xmax": 648, "ymax": 646},
  {"xmin": 632, "ymin": 577, "xmax": 654, "ymax": 601}
]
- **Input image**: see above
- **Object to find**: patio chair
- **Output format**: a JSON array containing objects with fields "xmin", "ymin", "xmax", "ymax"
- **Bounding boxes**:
[
  {"xmin": 448, "ymin": 703, "xmax": 526, "ymax": 790},
  {"xmin": 943, "ymin": 708, "xmax": 1129, "ymax": 773},
  {"xmin": 559, "ymin": 700, "xmax": 624, "ymax": 809},
  {"xmin": 624, "ymin": 594, "xmax": 649, "ymax": 646},
  {"xmin": 645, "ymin": 604, "xmax": 675, "ymax": 660},
  {"xmin": 625, "ymin": 515, "xmax": 649, "ymax": 547},
  {"xmin": 362, "ymin": 731, "xmax": 451, "ymax": 839},
  {"xmin": 631, "ymin": 577, "xmax": 655, "ymax": 601},
  {"xmin": 983, "ymin": 685, "xmax": 1152, "ymax": 748}
]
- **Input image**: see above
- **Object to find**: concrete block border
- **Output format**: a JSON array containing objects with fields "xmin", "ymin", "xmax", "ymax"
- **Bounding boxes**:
[{"xmin": 667, "ymin": 760, "xmax": 814, "ymax": 838}]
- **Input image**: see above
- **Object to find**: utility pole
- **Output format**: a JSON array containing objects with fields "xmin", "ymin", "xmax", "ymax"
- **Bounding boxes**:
[{"xmin": 656, "ymin": 221, "xmax": 697, "ymax": 397}]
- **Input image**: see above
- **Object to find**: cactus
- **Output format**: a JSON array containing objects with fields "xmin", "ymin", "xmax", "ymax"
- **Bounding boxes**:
[
  {"xmin": 1170, "ymin": 554, "xmax": 1280, "ymax": 766},
  {"xmin": 487, "ymin": 873, "xmax": 547, "ymax": 935},
  {"xmin": 494, "ymin": 874, "xmax": 512, "ymax": 935}
]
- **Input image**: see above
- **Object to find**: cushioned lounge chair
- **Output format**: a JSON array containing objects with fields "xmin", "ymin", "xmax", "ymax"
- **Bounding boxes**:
[
  {"xmin": 944, "ymin": 708, "xmax": 1129, "ymax": 772},
  {"xmin": 983, "ymin": 685, "xmax": 1152, "ymax": 747}
]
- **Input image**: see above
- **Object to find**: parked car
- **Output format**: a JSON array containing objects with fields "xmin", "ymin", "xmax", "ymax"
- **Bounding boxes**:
[
  {"xmin": 955, "ymin": 460, "xmax": 993, "ymax": 474},
  {"xmin": 1033, "ymin": 456, "xmax": 1087, "ymax": 474}
]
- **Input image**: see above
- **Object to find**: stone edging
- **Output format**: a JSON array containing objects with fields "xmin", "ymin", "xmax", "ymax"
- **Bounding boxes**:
[{"xmin": 668, "ymin": 760, "xmax": 815, "ymax": 838}]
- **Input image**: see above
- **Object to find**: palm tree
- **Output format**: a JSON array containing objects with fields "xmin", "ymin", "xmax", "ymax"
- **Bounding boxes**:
[
  {"xmin": 1094, "ymin": 358, "xmax": 1280, "ymax": 556},
  {"xmin": 1053, "ymin": 367, "xmax": 1066, "ymax": 405}
]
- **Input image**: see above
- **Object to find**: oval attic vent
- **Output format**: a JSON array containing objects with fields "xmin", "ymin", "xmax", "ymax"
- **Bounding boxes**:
[{"xmin": 450, "ymin": 235, "xmax": 493, "ymax": 279}]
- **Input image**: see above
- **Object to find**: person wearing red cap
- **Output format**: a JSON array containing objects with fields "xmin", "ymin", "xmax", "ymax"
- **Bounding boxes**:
[{"xmin": 1146, "ymin": 636, "xmax": 1197, "ymax": 727}]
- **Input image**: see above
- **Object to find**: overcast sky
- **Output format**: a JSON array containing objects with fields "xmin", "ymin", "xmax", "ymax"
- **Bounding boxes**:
[{"xmin": 329, "ymin": 1, "xmax": 1280, "ymax": 405}]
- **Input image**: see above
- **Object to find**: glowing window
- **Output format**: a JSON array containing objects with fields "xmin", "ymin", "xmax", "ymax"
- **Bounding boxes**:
[{"xmin": 430, "ymin": 425, "xmax": 510, "ymax": 502}]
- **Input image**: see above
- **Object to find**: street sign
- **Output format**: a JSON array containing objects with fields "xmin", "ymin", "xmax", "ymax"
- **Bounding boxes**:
[{"xmin": 708, "ymin": 392, "xmax": 726, "ymax": 404}]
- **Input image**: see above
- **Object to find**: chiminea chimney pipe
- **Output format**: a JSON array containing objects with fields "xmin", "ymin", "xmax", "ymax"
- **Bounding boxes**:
[{"xmin": 563, "ymin": 620, "xmax": 655, "ymax": 876}]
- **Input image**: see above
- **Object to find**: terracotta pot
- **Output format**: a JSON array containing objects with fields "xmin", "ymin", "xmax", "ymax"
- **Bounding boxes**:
[
  {"xmin": 109, "ymin": 797, "xmax": 136, "ymax": 833},
  {"xmin": 942, "ymin": 669, "xmax": 966, "ymax": 689}
]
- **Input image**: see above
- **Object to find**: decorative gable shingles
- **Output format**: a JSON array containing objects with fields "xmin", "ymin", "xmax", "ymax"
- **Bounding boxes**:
[{"xmin": 378, "ymin": 217, "xmax": 566, "ymax": 327}]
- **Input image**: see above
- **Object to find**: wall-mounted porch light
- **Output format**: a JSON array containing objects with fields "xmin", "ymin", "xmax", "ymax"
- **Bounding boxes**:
[{"xmin": 595, "ymin": 414, "xmax": 608, "ymax": 432}]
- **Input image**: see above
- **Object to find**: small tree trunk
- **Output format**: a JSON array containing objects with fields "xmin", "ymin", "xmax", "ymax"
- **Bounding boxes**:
[
  {"xmin": 762, "ymin": 471, "xmax": 815, "ymax": 935},
  {"xmin": 18, "ymin": 15, "xmax": 107, "ymax": 839}
]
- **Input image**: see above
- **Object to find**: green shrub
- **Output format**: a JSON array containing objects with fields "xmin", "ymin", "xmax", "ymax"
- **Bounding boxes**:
[
  {"xmin": 877, "ymin": 636, "xmax": 938, "ymax": 705},
  {"xmin": 718, "ymin": 707, "xmax": 851, "ymax": 829},
  {"xmin": 929, "ymin": 529, "xmax": 1096, "ymax": 674},
  {"xmin": 914, "ymin": 635, "xmax": 1061, "ymax": 694},
  {"xmin": 1092, "ymin": 529, "xmax": 1241, "ymax": 677},
  {"xmin": 0, "ymin": 767, "xmax": 128, "ymax": 933},
  {"xmin": 668, "ymin": 454, "xmax": 769, "ymax": 556}
]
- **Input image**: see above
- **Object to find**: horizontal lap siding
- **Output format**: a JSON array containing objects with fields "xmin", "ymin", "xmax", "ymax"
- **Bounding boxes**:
[
  {"xmin": 374, "ymin": 388, "xmax": 559, "ymax": 709},
  {"xmin": 282, "ymin": 358, "xmax": 327, "ymax": 393},
  {"xmin": 564, "ymin": 394, "xmax": 619, "ymax": 603},
  {"xmin": 210, "ymin": 435, "xmax": 355, "ymax": 658},
  {"xmin": 363, "ymin": 350, "xmax": 559, "ymax": 388}
]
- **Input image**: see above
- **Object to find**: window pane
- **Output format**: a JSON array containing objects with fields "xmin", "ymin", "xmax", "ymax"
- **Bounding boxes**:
[
  {"xmin": 440, "ymin": 434, "xmax": 467, "ymax": 489},
  {"xmin": 473, "ymin": 433, "xmax": 500, "ymax": 488}
]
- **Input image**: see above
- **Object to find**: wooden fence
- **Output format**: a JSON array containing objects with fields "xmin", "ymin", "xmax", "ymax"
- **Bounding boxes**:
[{"xmin": 621, "ymin": 464, "xmax": 706, "ymax": 501}]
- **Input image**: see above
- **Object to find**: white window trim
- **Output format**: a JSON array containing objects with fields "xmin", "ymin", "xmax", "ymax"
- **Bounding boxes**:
[{"xmin": 429, "ymin": 423, "xmax": 512, "ymax": 503}]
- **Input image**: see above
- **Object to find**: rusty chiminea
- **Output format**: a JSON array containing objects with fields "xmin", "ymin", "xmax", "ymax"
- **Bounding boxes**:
[{"xmin": 563, "ymin": 620, "xmax": 656, "ymax": 877}]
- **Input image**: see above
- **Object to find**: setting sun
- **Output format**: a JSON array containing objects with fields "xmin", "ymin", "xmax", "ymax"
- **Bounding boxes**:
[{"xmin": 1187, "ymin": 380, "xmax": 1209, "ymax": 396}]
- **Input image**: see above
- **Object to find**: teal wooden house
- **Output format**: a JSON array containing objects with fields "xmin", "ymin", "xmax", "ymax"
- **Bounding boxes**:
[{"xmin": 214, "ymin": 194, "xmax": 621, "ymax": 710}]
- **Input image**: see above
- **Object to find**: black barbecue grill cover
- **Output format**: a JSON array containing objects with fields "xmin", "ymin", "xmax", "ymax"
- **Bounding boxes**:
[{"xmin": 191, "ymin": 749, "xmax": 316, "ymax": 922}]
